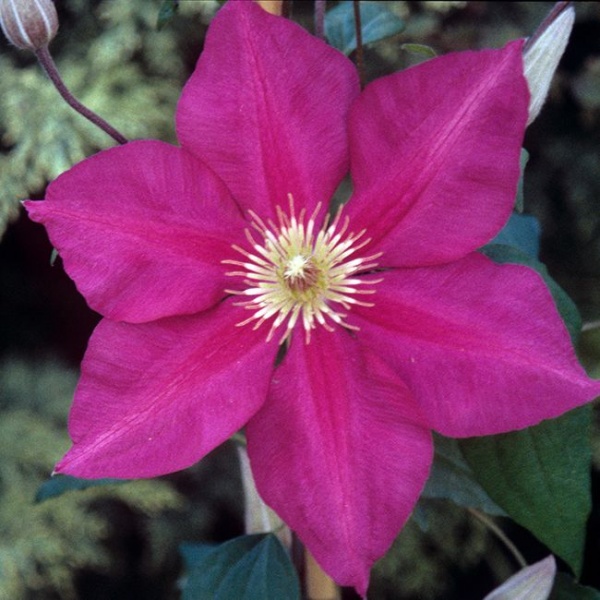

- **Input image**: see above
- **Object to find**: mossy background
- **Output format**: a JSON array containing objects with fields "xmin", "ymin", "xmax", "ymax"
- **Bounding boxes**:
[{"xmin": 0, "ymin": 1, "xmax": 599, "ymax": 598}]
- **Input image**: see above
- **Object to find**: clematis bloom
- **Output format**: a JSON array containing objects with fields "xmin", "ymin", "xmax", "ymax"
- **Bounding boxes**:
[{"xmin": 24, "ymin": 1, "xmax": 600, "ymax": 595}]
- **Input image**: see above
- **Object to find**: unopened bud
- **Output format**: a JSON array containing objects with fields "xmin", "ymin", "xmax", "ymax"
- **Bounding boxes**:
[
  {"xmin": 524, "ymin": 3, "xmax": 574, "ymax": 125},
  {"xmin": 0, "ymin": 0, "xmax": 58, "ymax": 51},
  {"xmin": 483, "ymin": 555, "xmax": 556, "ymax": 600}
]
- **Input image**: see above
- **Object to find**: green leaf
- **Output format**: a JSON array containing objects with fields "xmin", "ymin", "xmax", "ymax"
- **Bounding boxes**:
[
  {"xmin": 35, "ymin": 475, "xmax": 126, "ymax": 502},
  {"xmin": 157, "ymin": 0, "xmax": 179, "ymax": 31},
  {"xmin": 490, "ymin": 213, "xmax": 541, "ymax": 259},
  {"xmin": 325, "ymin": 1, "xmax": 405, "ymax": 56},
  {"xmin": 481, "ymin": 244, "xmax": 581, "ymax": 344},
  {"xmin": 421, "ymin": 434, "xmax": 506, "ymax": 517},
  {"xmin": 181, "ymin": 534, "xmax": 300, "ymax": 600},
  {"xmin": 460, "ymin": 405, "xmax": 593, "ymax": 576},
  {"xmin": 550, "ymin": 573, "xmax": 600, "ymax": 599},
  {"xmin": 180, "ymin": 541, "xmax": 216, "ymax": 570}
]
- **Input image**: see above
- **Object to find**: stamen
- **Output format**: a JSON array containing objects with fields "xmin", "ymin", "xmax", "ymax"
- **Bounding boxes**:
[{"xmin": 223, "ymin": 197, "xmax": 382, "ymax": 344}]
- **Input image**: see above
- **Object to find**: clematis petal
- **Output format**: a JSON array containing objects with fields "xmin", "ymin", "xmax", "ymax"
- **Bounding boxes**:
[
  {"xmin": 176, "ymin": 0, "xmax": 359, "ymax": 220},
  {"xmin": 352, "ymin": 253, "xmax": 600, "ymax": 437},
  {"xmin": 246, "ymin": 328, "xmax": 432, "ymax": 596},
  {"xmin": 25, "ymin": 140, "xmax": 244, "ymax": 323},
  {"xmin": 55, "ymin": 300, "xmax": 278, "ymax": 478},
  {"xmin": 346, "ymin": 41, "xmax": 529, "ymax": 267}
]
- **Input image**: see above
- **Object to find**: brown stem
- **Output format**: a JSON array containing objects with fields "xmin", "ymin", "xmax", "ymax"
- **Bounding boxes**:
[
  {"xmin": 353, "ymin": 0, "xmax": 365, "ymax": 88},
  {"xmin": 305, "ymin": 550, "xmax": 341, "ymax": 600},
  {"xmin": 35, "ymin": 45, "xmax": 128, "ymax": 145},
  {"xmin": 314, "ymin": 0, "xmax": 326, "ymax": 41}
]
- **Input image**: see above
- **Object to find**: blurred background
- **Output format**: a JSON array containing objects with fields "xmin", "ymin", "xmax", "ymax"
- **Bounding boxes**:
[{"xmin": 1, "ymin": 1, "xmax": 599, "ymax": 598}]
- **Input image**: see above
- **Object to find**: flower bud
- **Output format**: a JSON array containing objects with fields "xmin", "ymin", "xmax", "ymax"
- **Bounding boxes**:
[
  {"xmin": 524, "ymin": 4, "xmax": 574, "ymax": 125},
  {"xmin": 483, "ymin": 556, "xmax": 556, "ymax": 600},
  {"xmin": 0, "ymin": 0, "xmax": 58, "ymax": 51}
]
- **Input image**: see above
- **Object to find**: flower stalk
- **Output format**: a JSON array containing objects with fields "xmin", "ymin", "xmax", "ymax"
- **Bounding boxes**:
[
  {"xmin": 35, "ymin": 46, "xmax": 128, "ymax": 145},
  {"xmin": 353, "ymin": 0, "xmax": 365, "ymax": 88},
  {"xmin": 305, "ymin": 550, "xmax": 341, "ymax": 600},
  {"xmin": 0, "ymin": 0, "xmax": 128, "ymax": 145},
  {"xmin": 314, "ymin": 0, "xmax": 326, "ymax": 41}
]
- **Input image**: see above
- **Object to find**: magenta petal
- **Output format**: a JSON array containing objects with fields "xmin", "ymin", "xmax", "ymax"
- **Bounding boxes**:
[
  {"xmin": 176, "ymin": 1, "xmax": 359, "ymax": 220},
  {"xmin": 56, "ymin": 301, "xmax": 278, "ymax": 478},
  {"xmin": 246, "ymin": 328, "xmax": 432, "ymax": 595},
  {"xmin": 25, "ymin": 141, "xmax": 244, "ymax": 323},
  {"xmin": 352, "ymin": 254, "xmax": 600, "ymax": 437},
  {"xmin": 346, "ymin": 41, "xmax": 529, "ymax": 267}
]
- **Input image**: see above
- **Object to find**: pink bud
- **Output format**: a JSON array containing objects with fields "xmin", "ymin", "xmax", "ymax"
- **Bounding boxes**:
[{"xmin": 0, "ymin": 0, "xmax": 58, "ymax": 51}]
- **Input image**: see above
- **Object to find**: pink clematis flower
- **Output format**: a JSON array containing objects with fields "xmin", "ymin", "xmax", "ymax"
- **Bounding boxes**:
[{"xmin": 24, "ymin": 1, "xmax": 600, "ymax": 594}]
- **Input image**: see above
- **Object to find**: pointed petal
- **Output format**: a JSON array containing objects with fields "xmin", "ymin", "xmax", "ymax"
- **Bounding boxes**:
[
  {"xmin": 352, "ymin": 254, "xmax": 600, "ymax": 437},
  {"xmin": 56, "ymin": 301, "xmax": 278, "ymax": 478},
  {"xmin": 246, "ymin": 328, "xmax": 432, "ymax": 595},
  {"xmin": 346, "ymin": 41, "xmax": 529, "ymax": 267},
  {"xmin": 25, "ymin": 141, "xmax": 244, "ymax": 323},
  {"xmin": 176, "ymin": 1, "xmax": 359, "ymax": 220}
]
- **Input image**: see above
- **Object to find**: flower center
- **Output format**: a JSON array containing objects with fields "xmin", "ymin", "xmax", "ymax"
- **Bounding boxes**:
[{"xmin": 223, "ymin": 195, "xmax": 382, "ymax": 344}]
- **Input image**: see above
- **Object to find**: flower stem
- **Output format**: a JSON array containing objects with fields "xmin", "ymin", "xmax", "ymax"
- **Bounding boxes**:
[
  {"xmin": 305, "ymin": 550, "xmax": 340, "ymax": 600},
  {"xmin": 314, "ymin": 1, "xmax": 326, "ymax": 41},
  {"xmin": 353, "ymin": 0, "xmax": 365, "ymax": 88},
  {"xmin": 34, "ymin": 45, "xmax": 128, "ymax": 145},
  {"xmin": 468, "ymin": 508, "xmax": 528, "ymax": 569}
]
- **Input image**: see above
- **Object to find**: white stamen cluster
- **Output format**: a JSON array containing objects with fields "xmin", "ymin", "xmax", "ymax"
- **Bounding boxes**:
[{"xmin": 224, "ymin": 196, "xmax": 382, "ymax": 343}]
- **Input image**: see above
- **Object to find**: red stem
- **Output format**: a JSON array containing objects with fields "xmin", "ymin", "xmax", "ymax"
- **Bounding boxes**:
[
  {"xmin": 35, "ymin": 45, "xmax": 128, "ymax": 145},
  {"xmin": 353, "ymin": 0, "xmax": 365, "ymax": 88},
  {"xmin": 314, "ymin": 0, "xmax": 326, "ymax": 40}
]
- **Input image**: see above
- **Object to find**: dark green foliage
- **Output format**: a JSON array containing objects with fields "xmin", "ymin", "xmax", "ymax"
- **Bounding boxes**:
[
  {"xmin": 180, "ymin": 534, "xmax": 300, "ymax": 600},
  {"xmin": 461, "ymin": 406, "xmax": 593, "ymax": 576},
  {"xmin": 551, "ymin": 573, "xmax": 600, "ymax": 600},
  {"xmin": 421, "ymin": 434, "xmax": 506, "ymax": 518}
]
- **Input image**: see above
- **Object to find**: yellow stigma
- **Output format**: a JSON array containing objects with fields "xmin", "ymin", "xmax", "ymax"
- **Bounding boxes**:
[{"xmin": 223, "ymin": 195, "xmax": 382, "ymax": 344}]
